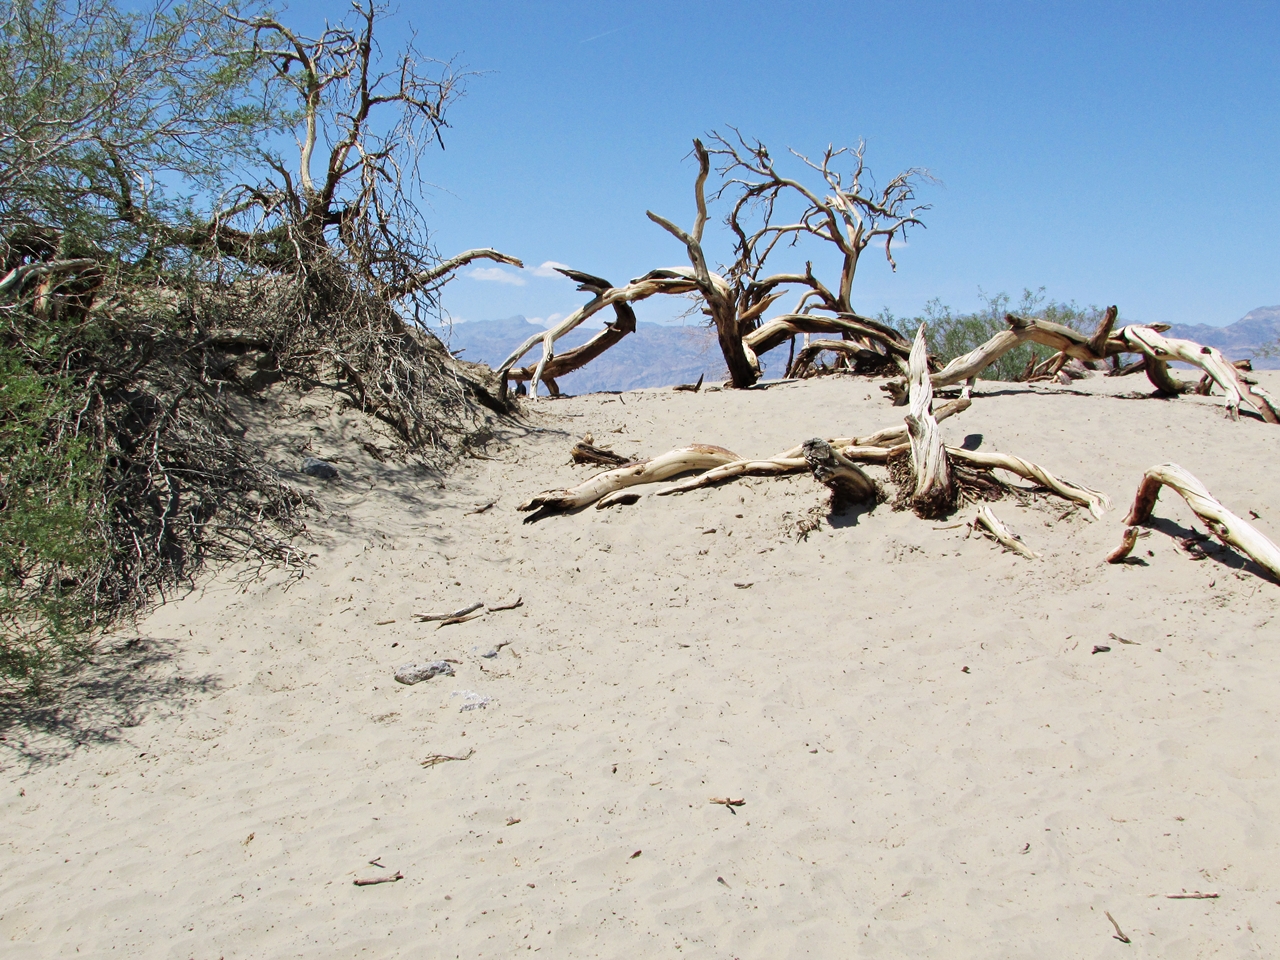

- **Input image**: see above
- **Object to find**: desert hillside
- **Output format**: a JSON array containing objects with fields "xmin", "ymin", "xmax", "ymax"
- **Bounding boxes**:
[{"xmin": 3, "ymin": 371, "xmax": 1279, "ymax": 959}]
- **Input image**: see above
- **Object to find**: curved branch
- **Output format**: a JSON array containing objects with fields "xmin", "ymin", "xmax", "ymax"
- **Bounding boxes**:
[{"xmin": 387, "ymin": 248, "xmax": 523, "ymax": 301}]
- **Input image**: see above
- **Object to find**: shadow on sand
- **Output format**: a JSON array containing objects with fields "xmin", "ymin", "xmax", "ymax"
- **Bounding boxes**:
[{"xmin": 0, "ymin": 634, "xmax": 218, "ymax": 771}]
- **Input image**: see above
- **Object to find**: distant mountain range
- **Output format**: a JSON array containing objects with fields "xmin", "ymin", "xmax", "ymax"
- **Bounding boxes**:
[
  {"xmin": 432, "ymin": 316, "xmax": 763, "ymax": 393},
  {"xmin": 1165, "ymin": 306, "xmax": 1280, "ymax": 369},
  {"xmin": 433, "ymin": 305, "xmax": 1280, "ymax": 394}
]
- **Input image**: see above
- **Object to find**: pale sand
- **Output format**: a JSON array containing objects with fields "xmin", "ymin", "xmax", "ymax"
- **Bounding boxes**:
[{"xmin": 4, "ymin": 372, "xmax": 1280, "ymax": 958}]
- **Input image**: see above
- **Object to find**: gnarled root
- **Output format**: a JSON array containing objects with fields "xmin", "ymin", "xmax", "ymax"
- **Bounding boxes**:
[{"xmin": 1124, "ymin": 463, "xmax": 1280, "ymax": 581}]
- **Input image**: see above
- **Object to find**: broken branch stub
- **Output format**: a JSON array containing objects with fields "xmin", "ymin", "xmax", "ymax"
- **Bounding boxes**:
[
  {"xmin": 1124, "ymin": 463, "xmax": 1280, "ymax": 581},
  {"xmin": 970, "ymin": 505, "xmax": 1041, "ymax": 559},
  {"xmin": 1105, "ymin": 526, "xmax": 1150, "ymax": 563},
  {"xmin": 802, "ymin": 439, "xmax": 878, "ymax": 503}
]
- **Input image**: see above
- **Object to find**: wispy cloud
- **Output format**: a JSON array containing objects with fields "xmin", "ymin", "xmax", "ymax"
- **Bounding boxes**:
[
  {"xmin": 531, "ymin": 260, "xmax": 571, "ymax": 278},
  {"xmin": 580, "ymin": 26, "xmax": 625, "ymax": 44},
  {"xmin": 468, "ymin": 266, "xmax": 526, "ymax": 286}
]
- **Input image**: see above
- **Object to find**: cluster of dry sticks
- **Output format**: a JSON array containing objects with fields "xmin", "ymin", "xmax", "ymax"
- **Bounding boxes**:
[{"xmin": 517, "ymin": 325, "xmax": 1280, "ymax": 584}]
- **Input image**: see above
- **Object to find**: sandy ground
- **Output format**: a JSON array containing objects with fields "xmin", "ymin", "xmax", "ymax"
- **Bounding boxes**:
[{"xmin": 3, "ymin": 371, "xmax": 1280, "ymax": 959}]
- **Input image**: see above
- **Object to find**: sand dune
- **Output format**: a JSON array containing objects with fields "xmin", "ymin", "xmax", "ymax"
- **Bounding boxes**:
[{"xmin": 4, "ymin": 372, "xmax": 1280, "ymax": 958}]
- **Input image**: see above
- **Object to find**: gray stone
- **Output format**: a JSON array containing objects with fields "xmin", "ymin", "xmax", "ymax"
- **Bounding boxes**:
[
  {"xmin": 302, "ymin": 457, "xmax": 339, "ymax": 480},
  {"xmin": 394, "ymin": 660, "xmax": 455, "ymax": 685}
]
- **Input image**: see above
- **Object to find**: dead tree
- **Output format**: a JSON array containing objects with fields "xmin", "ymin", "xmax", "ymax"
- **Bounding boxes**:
[
  {"xmin": 709, "ymin": 130, "xmax": 928, "ymax": 376},
  {"xmin": 647, "ymin": 139, "xmax": 757, "ymax": 388},
  {"xmin": 494, "ymin": 132, "xmax": 927, "ymax": 396}
]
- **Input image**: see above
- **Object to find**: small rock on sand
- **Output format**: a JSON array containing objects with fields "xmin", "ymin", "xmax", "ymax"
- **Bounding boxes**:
[{"xmin": 395, "ymin": 660, "xmax": 455, "ymax": 684}]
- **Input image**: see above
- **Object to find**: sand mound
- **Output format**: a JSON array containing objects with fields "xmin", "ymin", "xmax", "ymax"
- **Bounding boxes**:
[{"xmin": 4, "ymin": 373, "xmax": 1279, "ymax": 958}]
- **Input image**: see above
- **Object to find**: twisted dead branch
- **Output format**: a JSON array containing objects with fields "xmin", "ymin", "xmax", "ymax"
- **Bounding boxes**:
[
  {"xmin": 1117, "ymin": 463, "xmax": 1280, "ymax": 580},
  {"xmin": 904, "ymin": 325, "xmax": 952, "ymax": 517}
]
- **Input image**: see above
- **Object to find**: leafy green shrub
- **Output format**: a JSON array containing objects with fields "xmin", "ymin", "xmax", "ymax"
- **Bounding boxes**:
[
  {"xmin": 0, "ymin": 346, "xmax": 107, "ymax": 686},
  {"xmin": 880, "ymin": 288, "xmax": 1107, "ymax": 381}
]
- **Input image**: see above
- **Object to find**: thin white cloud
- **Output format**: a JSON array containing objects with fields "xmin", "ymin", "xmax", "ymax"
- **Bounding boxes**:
[
  {"xmin": 581, "ymin": 26, "xmax": 625, "ymax": 44},
  {"xmin": 469, "ymin": 266, "xmax": 526, "ymax": 286},
  {"xmin": 531, "ymin": 260, "xmax": 571, "ymax": 278}
]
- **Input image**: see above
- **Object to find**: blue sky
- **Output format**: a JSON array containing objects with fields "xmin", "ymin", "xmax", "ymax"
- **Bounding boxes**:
[{"xmin": 328, "ymin": 1, "xmax": 1279, "ymax": 329}]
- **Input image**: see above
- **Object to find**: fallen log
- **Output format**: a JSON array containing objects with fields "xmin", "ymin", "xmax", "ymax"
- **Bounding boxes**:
[{"xmin": 1122, "ymin": 463, "xmax": 1280, "ymax": 580}]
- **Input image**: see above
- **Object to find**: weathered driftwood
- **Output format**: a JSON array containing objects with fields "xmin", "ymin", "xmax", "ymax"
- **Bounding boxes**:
[
  {"xmin": 947, "ymin": 448, "xmax": 1110, "ymax": 518},
  {"xmin": 571, "ymin": 435, "xmax": 628, "ymax": 466},
  {"xmin": 802, "ymin": 439, "xmax": 878, "ymax": 502},
  {"xmin": 922, "ymin": 310, "xmax": 1127, "ymax": 390},
  {"xmin": 1121, "ymin": 463, "xmax": 1280, "ymax": 580},
  {"xmin": 414, "ymin": 601, "xmax": 483, "ymax": 622},
  {"xmin": 519, "ymin": 444, "xmax": 742, "ymax": 516},
  {"xmin": 656, "ymin": 457, "xmax": 808, "ymax": 495},
  {"xmin": 881, "ymin": 308, "xmax": 1278, "ymax": 423},
  {"xmin": 904, "ymin": 325, "xmax": 953, "ymax": 517},
  {"xmin": 1117, "ymin": 328, "xmax": 1279, "ymax": 423},
  {"xmin": 970, "ymin": 505, "xmax": 1040, "ymax": 559},
  {"xmin": 354, "ymin": 871, "xmax": 403, "ymax": 886}
]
